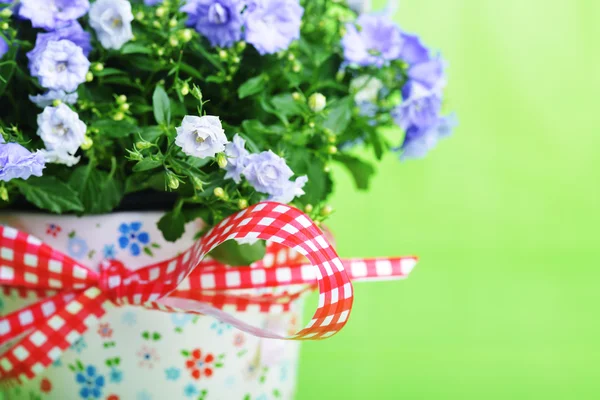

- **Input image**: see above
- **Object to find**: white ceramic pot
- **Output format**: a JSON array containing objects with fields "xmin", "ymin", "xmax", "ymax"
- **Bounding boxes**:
[{"xmin": 0, "ymin": 212, "xmax": 302, "ymax": 400}]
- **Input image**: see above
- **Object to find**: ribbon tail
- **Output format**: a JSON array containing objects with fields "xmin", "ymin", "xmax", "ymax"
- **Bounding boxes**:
[
  {"xmin": 0, "ymin": 291, "xmax": 80, "ymax": 346},
  {"xmin": 0, "ymin": 287, "xmax": 110, "ymax": 385}
]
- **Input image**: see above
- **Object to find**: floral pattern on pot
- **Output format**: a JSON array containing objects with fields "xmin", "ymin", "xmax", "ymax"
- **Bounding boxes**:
[{"xmin": 0, "ymin": 211, "xmax": 302, "ymax": 400}]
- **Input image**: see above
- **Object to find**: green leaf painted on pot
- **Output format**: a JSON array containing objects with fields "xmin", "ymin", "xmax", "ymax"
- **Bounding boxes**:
[
  {"xmin": 181, "ymin": 350, "xmax": 190, "ymax": 357},
  {"xmin": 152, "ymin": 332, "xmax": 161, "ymax": 341}
]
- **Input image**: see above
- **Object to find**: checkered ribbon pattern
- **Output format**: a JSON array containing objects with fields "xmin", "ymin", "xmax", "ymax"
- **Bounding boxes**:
[{"xmin": 0, "ymin": 202, "xmax": 417, "ymax": 386}]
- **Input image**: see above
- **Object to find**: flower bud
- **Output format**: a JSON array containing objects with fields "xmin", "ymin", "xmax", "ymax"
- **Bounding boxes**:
[
  {"xmin": 304, "ymin": 204, "xmax": 313, "ymax": 213},
  {"xmin": 0, "ymin": 22, "xmax": 8, "ymax": 30},
  {"xmin": 169, "ymin": 36, "xmax": 179, "ymax": 47},
  {"xmin": 0, "ymin": 186, "xmax": 8, "ymax": 202},
  {"xmin": 218, "ymin": 49, "xmax": 228, "ymax": 60},
  {"xmin": 135, "ymin": 11, "xmax": 145, "ymax": 21},
  {"xmin": 179, "ymin": 29, "xmax": 193, "ymax": 43},
  {"xmin": 327, "ymin": 135, "xmax": 336, "ymax": 143},
  {"xmin": 287, "ymin": 53, "xmax": 295, "ymax": 61},
  {"xmin": 213, "ymin": 187, "xmax": 225, "ymax": 198},
  {"xmin": 85, "ymin": 72, "xmax": 94, "ymax": 82},
  {"xmin": 180, "ymin": 83, "xmax": 190, "ymax": 96},
  {"xmin": 152, "ymin": 20, "xmax": 161, "ymax": 29},
  {"xmin": 292, "ymin": 92, "xmax": 302, "ymax": 101},
  {"xmin": 93, "ymin": 63, "xmax": 104, "ymax": 72},
  {"xmin": 135, "ymin": 141, "xmax": 152, "ymax": 150},
  {"xmin": 292, "ymin": 62, "xmax": 301, "ymax": 73},
  {"xmin": 237, "ymin": 199, "xmax": 248, "ymax": 210},
  {"xmin": 236, "ymin": 41, "xmax": 246, "ymax": 52},
  {"xmin": 81, "ymin": 135, "xmax": 94, "ymax": 150},
  {"xmin": 323, "ymin": 164, "xmax": 331, "ymax": 173},
  {"xmin": 119, "ymin": 103, "xmax": 130, "ymax": 112},
  {"xmin": 116, "ymin": 95, "xmax": 127, "ymax": 104},
  {"xmin": 113, "ymin": 111, "xmax": 125, "ymax": 121},
  {"xmin": 167, "ymin": 173, "xmax": 180, "ymax": 190},
  {"xmin": 320, "ymin": 205, "xmax": 333, "ymax": 216},
  {"xmin": 156, "ymin": 48, "xmax": 165, "ymax": 56},
  {"xmin": 308, "ymin": 93, "xmax": 326, "ymax": 112},
  {"xmin": 169, "ymin": 18, "xmax": 177, "ymax": 28},
  {"xmin": 191, "ymin": 176, "xmax": 204, "ymax": 191},
  {"xmin": 232, "ymin": 56, "xmax": 240, "ymax": 64},
  {"xmin": 308, "ymin": 121, "xmax": 315, "ymax": 128},
  {"xmin": 155, "ymin": 6, "xmax": 167, "ymax": 17},
  {"xmin": 0, "ymin": 8, "xmax": 13, "ymax": 18},
  {"xmin": 216, "ymin": 153, "xmax": 228, "ymax": 169},
  {"xmin": 51, "ymin": 99, "xmax": 62, "ymax": 107},
  {"xmin": 326, "ymin": 145, "xmax": 338, "ymax": 155},
  {"xmin": 191, "ymin": 85, "xmax": 203, "ymax": 101}
]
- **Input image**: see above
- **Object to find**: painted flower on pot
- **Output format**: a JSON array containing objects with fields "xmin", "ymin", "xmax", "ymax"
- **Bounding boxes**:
[
  {"xmin": 183, "ymin": 348, "xmax": 224, "ymax": 380},
  {"xmin": 74, "ymin": 365, "xmax": 105, "ymax": 399},
  {"xmin": 137, "ymin": 345, "xmax": 160, "ymax": 368},
  {"xmin": 67, "ymin": 232, "xmax": 89, "ymax": 260},
  {"xmin": 97, "ymin": 323, "xmax": 113, "ymax": 339},
  {"xmin": 40, "ymin": 378, "xmax": 52, "ymax": 393},
  {"xmin": 118, "ymin": 222, "xmax": 150, "ymax": 256},
  {"xmin": 46, "ymin": 223, "xmax": 62, "ymax": 237}
]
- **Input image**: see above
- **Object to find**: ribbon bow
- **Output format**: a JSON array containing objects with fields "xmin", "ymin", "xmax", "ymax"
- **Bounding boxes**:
[{"xmin": 0, "ymin": 202, "xmax": 416, "ymax": 385}]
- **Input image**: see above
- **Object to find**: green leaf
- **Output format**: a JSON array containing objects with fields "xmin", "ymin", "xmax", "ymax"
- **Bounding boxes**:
[
  {"xmin": 120, "ymin": 42, "xmax": 153, "ymax": 55},
  {"xmin": 238, "ymin": 75, "xmax": 267, "ymax": 99},
  {"xmin": 157, "ymin": 207, "xmax": 186, "ymax": 242},
  {"xmin": 139, "ymin": 126, "xmax": 164, "ymax": 142},
  {"xmin": 68, "ymin": 165, "xmax": 123, "ymax": 214},
  {"xmin": 181, "ymin": 350, "xmax": 190, "ymax": 357},
  {"xmin": 142, "ymin": 331, "xmax": 150, "ymax": 340},
  {"xmin": 323, "ymin": 97, "xmax": 353, "ymax": 134},
  {"xmin": 91, "ymin": 119, "xmax": 137, "ymax": 138},
  {"xmin": 16, "ymin": 177, "xmax": 84, "ymax": 214},
  {"xmin": 93, "ymin": 68, "xmax": 125, "ymax": 77},
  {"xmin": 152, "ymin": 332, "xmax": 161, "ymax": 341},
  {"xmin": 271, "ymin": 94, "xmax": 306, "ymax": 117},
  {"xmin": 334, "ymin": 154, "xmax": 376, "ymax": 190},
  {"xmin": 152, "ymin": 85, "xmax": 171, "ymax": 125},
  {"xmin": 209, "ymin": 240, "xmax": 266, "ymax": 267},
  {"xmin": 132, "ymin": 158, "xmax": 163, "ymax": 172}
]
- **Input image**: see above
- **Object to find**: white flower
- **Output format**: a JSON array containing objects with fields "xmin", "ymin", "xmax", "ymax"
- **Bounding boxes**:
[
  {"xmin": 350, "ymin": 75, "xmax": 383, "ymax": 104},
  {"xmin": 89, "ymin": 0, "xmax": 134, "ymax": 50},
  {"xmin": 175, "ymin": 115, "xmax": 229, "ymax": 158},
  {"xmin": 37, "ymin": 103, "xmax": 87, "ymax": 154},
  {"xmin": 39, "ymin": 148, "xmax": 81, "ymax": 166}
]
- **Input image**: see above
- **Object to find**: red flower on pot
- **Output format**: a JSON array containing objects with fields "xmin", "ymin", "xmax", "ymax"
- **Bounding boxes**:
[
  {"xmin": 97, "ymin": 323, "xmax": 113, "ymax": 338},
  {"xmin": 46, "ymin": 224, "xmax": 62, "ymax": 237},
  {"xmin": 40, "ymin": 378, "xmax": 52, "ymax": 393},
  {"xmin": 107, "ymin": 395, "xmax": 120, "ymax": 400},
  {"xmin": 185, "ymin": 349, "xmax": 214, "ymax": 380}
]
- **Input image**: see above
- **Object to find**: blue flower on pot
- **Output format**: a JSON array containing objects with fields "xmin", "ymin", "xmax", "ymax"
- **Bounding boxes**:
[
  {"xmin": 68, "ymin": 236, "xmax": 89, "ymax": 259},
  {"xmin": 118, "ymin": 222, "xmax": 150, "ymax": 256},
  {"xmin": 109, "ymin": 368, "xmax": 123, "ymax": 383},
  {"xmin": 75, "ymin": 365, "xmax": 105, "ymax": 399}
]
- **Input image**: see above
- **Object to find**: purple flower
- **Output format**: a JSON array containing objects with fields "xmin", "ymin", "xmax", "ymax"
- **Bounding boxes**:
[
  {"xmin": 29, "ymin": 90, "xmax": 78, "ymax": 108},
  {"xmin": 181, "ymin": 0, "xmax": 245, "ymax": 48},
  {"xmin": 406, "ymin": 55, "xmax": 446, "ymax": 94},
  {"xmin": 144, "ymin": 0, "xmax": 163, "ymax": 4},
  {"xmin": 399, "ymin": 33, "xmax": 430, "ymax": 65},
  {"xmin": 19, "ymin": 0, "xmax": 90, "ymax": 31},
  {"xmin": 243, "ymin": 151, "xmax": 307, "ymax": 202},
  {"xmin": 224, "ymin": 134, "xmax": 250, "ymax": 183},
  {"xmin": 28, "ymin": 23, "xmax": 92, "ymax": 75},
  {"xmin": 175, "ymin": 115, "xmax": 228, "ymax": 158},
  {"xmin": 31, "ymin": 39, "xmax": 89, "ymax": 92},
  {"xmin": 342, "ymin": 14, "xmax": 403, "ymax": 67},
  {"xmin": 0, "ymin": 36, "xmax": 7, "ymax": 59},
  {"xmin": 244, "ymin": 0, "xmax": 303, "ymax": 55},
  {"xmin": 89, "ymin": 0, "xmax": 134, "ymax": 50},
  {"xmin": 0, "ymin": 142, "xmax": 45, "ymax": 182},
  {"xmin": 392, "ymin": 81, "xmax": 442, "ymax": 130},
  {"xmin": 398, "ymin": 114, "xmax": 457, "ymax": 160},
  {"xmin": 37, "ymin": 103, "xmax": 87, "ymax": 154}
]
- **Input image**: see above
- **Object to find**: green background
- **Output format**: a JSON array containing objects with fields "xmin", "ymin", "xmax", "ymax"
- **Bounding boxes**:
[{"xmin": 297, "ymin": 1, "xmax": 600, "ymax": 399}]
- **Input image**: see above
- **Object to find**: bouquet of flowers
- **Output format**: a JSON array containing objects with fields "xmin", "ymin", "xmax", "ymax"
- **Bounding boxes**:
[{"xmin": 0, "ymin": 0, "xmax": 454, "ymax": 264}]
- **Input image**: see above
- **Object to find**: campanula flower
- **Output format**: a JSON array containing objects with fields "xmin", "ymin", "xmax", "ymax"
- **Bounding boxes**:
[
  {"xmin": 181, "ymin": 0, "xmax": 245, "ymax": 48},
  {"xmin": 175, "ymin": 115, "xmax": 228, "ymax": 159},
  {"xmin": 244, "ymin": 0, "xmax": 303, "ymax": 55},
  {"xmin": 224, "ymin": 134, "xmax": 250, "ymax": 183},
  {"xmin": 392, "ymin": 81, "xmax": 442, "ymax": 130},
  {"xmin": 31, "ymin": 39, "xmax": 90, "ymax": 92},
  {"xmin": 0, "ymin": 36, "xmax": 7, "ymax": 59},
  {"xmin": 89, "ymin": 0, "xmax": 134, "ymax": 50},
  {"xmin": 19, "ymin": 0, "xmax": 90, "ymax": 31},
  {"xmin": 397, "ymin": 114, "xmax": 457, "ymax": 160},
  {"xmin": 243, "ymin": 151, "xmax": 307, "ymax": 202},
  {"xmin": 342, "ymin": 14, "xmax": 403, "ymax": 67},
  {"xmin": 0, "ymin": 142, "xmax": 45, "ymax": 182},
  {"xmin": 37, "ymin": 103, "xmax": 87, "ymax": 154},
  {"xmin": 29, "ymin": 90, "xmax": 79, "ymax": 108}
]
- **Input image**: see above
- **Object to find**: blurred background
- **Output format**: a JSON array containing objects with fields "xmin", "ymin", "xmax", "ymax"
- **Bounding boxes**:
[{"xmin": 297, "ymin": 0, "xmax": 600, "ymax": 399}]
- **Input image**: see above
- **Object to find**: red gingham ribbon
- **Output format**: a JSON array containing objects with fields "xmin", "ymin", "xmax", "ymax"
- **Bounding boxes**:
[{"xmin": 0, "ymin": 202, "xmax": 417, "ymax": 386}]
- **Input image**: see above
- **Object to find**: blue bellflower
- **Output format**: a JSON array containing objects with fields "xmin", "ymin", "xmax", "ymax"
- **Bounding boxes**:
[
  {"xmin": 342, "ymin": 14, "xmax": 403, "ymax": 67},
  {"xmin": 181, "ymin": 0, "xmax": 245, "ymax": 48},
  {"xmin": 0, "ymin": 36, "xmax": 7, "ymax": 59},
  {"xmin": 31, "ymin": 39, "xmax": 90, "ymax": 92},
  {"xmin": 224, "ymin": 134, "xmax": 250, "ymax": 183},
  {"xmin": 244, "ymin": 0, "xmax": 303, "ymax": 55},
  {"xmin": 19, "ymin": 0, "xmax": 90, "ymax": 31},
  {"xmin": 0, "ymin": 142, "xmax": 45, "ymax": 182},
  {"xmin": 398, "ymin": 114, "xmax": 457, "ymax": 160}
]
